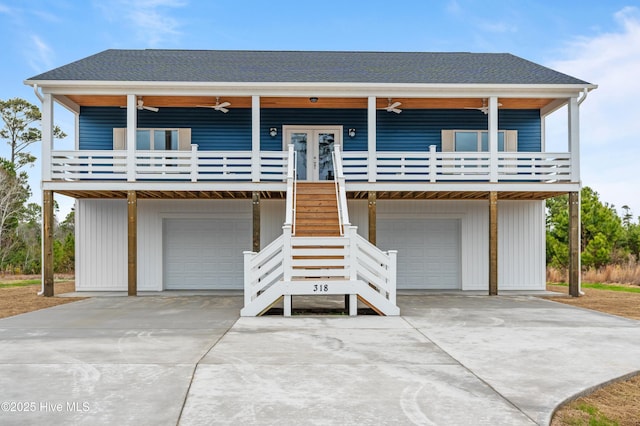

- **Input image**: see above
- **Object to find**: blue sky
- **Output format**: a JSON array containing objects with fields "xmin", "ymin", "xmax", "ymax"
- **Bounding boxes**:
[{"xmin": 1, "ymin": 0, "xmax": 639, "ymax": 217}]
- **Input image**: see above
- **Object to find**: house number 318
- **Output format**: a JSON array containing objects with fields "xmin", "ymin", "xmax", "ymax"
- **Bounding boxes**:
[{"xmin": 313, "ymin": 284, "xmax": 329, "ymax": 292}]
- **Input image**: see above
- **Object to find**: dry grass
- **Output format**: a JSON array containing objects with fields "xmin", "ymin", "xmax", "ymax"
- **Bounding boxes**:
[
  {"xmin": 0, "ymin": 278, "xmax": 84, "ymax": 319},
  {"xmin": 548, "ymin": 261, "xmax": 640, "ymax": 286},
  {"xmin": 547, "ymin": 284, "xmax": 640, "ymax": 425}
]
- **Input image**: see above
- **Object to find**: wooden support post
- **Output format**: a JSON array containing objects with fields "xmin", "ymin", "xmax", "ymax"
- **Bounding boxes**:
[
  {"xmin": 252, "ymin": 191, "xmax": 260, "ymax": 252},
  {"xmin": 489, "ymin": 191, "xmax": 498, "ymax": 296},
  {"xmin": 42, "ymin": 190, "xmax": 54, "ymax": 297},
  {"xmin": 368, "ymin": 191, "xmax": 376, "ymax": 245},
  {"xmin": 568, "ymin": 191, "xmax": 580, "ymax": 297},
  {"xmin": 127, "ymin": 191, "xmax": 137, "ymax": 296}
]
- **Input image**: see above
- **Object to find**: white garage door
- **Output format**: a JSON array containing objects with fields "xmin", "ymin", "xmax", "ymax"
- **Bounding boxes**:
[
  {"xmin": 164, "ymin": 218, "xmax": 251, "ymax": 290},
  {"xmin": 378, "ymin": 218, "xmax": 461, "ymax": 290}
]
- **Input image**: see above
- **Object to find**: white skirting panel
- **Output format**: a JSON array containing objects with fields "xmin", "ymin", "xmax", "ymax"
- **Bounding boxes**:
[
  {"xmin": 498, "ymin": 201, "xmax": 546, "ymax": 290},
  {"xmin": 347, "ymin": 200, "xmax": 368, "ymax": 239},
  {"xmin": 75, "ymin": 197, "xmax": 544, "ymax": 292},
  {"xmin": 76, "ymin": 199, "xmax": 128, "ymax": 290},
  {"xmin": 260, "ymin": 200, "xmax": 285, "ymax": 248},
  {"xmin": 377, "ymin": 200, "xmax": 488, "ymax": 290},
  {"xmin": 376, "ymin": 199, "xmax": 545, "ymax": 291}
]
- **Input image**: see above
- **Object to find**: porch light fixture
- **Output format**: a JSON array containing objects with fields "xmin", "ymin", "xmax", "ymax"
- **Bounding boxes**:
[
  {"xmin": 309, "ymin": 97, "xmax": 318, "ymax": 103},
  {"xmin": 348, "ymin": 128, "xmax": 356, "ymax": 138},
  {"xmin": 269, "ymin": 127, "xmax": 278, "ymax": 137}
]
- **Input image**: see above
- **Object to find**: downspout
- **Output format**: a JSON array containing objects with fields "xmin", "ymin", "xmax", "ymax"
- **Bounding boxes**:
[
  {"xmin": 577, "ymin": 88, "xmax": 588, "ymax": 106},
  {"xmin": 34, "ymin": 83, "xmax": 45, "ymax": 296},
  {"xmin": 33, "ymin": 84, "xmax": 44, "ymax": 103}
]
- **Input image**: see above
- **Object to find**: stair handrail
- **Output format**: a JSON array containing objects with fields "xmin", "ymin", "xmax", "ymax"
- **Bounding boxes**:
[
  {"xmin": 347, "ymin": 226, "xmax": 397, "ymax": 305},
  {"xmin": 243, "ymin": 234, "xmax": 286, "ymax": 308},
  {"xmin": 332, "ymin": 145, "xmax": 350, "ymax": 235},
  {"xmin": 284, "ymin": 144, "xmax": 296, "ymax": 230}
]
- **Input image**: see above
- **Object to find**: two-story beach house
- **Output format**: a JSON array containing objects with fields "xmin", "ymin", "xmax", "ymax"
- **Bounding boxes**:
[{"xmin": 25, "ymin": 50, "xmax": 594, "ymax": 315}]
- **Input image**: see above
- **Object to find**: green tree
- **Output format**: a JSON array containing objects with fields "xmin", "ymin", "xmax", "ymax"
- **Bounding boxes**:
[
  {"xmin": 546, "ymin": 194, "xmax": 570, "ymax": 268},
  {"xmin": 54, "ymin": 210, "xmax": 74, "ymax": 272},
  {"xmin": 0, "ymin": 98, "xmax": 66, "ymax": 169},
  {"xmin": 0, "ymin": 160, "xmax": 30, "ymax": 270},
  {"xmin": 546, "ymin": 187, "xmax": 626, "ymax": 269}
]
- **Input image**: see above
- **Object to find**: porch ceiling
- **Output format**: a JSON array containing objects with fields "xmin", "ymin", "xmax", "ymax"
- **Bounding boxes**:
[
  {"xmin": 63, "ymin": 95, "xmax": 555, "ymax": 110},
  {"xmin": 53, "ymin": 189, "xmax": 565, "ymax": 201}
]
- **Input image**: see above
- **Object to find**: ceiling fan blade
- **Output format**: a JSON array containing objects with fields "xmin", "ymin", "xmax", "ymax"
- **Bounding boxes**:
[
  {"xmin": 218, "ymin": 107, "xmax": 229, "ymax": 113},
  {"xmin": 217, "ymin": 101, "xmax": 231, "ymax": 108},
  {"xmin": 390, "ymin": 108, "xmax": 402, "ymax": 114},
  {"xmin": 196, "ymin": 105, "xmax": 216, "ymax": 108},
  {"xmin": 143, "ymin": 106, "xmax": 159, "ymax": 112},
  {"xmin": 389, "ymin": 102, "xmax": 402, "ymax": 109}
]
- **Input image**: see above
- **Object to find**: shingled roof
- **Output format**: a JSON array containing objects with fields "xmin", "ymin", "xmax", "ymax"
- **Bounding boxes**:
[{"xmin": 26, "ymin": 49, "xmax": 590, "ymax": 85}]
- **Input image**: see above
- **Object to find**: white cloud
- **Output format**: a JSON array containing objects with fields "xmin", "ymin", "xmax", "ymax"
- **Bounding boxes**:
[
  {"xmin": 96, "ymin": 0, "xmax": 187, "ymax": 47},
  {"xmin": 547, "ymin": 6, "xmax": 640, "ymax": 217},
  {"xmin": 27, "ymin": 34, "xmax": 54, "ymax": 72},
  {"xmin": 478, "ymin": 21, "xmax": 517, "ymax": 33},
  {"xmin": 446, "ymin": 0, "xmax": 461, "ymax": 15}
]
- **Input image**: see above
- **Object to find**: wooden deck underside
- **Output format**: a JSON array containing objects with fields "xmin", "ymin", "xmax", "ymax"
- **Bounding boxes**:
[{"xmin": 53, "ymin": 189, "xmax": 567, "ymax": 201}]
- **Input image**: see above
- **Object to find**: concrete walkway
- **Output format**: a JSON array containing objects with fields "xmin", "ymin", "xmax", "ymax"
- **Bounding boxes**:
[{"xmin": 0, "ymin": 295, "xmax": 638, "ymax": 425}]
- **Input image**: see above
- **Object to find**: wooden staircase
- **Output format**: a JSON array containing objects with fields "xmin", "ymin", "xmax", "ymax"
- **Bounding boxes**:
[{"xmin": 294, "ymin": 182, "xmax": 341, "ymax": 236}]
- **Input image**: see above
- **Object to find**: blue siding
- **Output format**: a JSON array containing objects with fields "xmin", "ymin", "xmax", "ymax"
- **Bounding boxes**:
[
  {"xmin": 79, "ymin": 107, "xmax": 126, "ymax": 150},
  {"xmin": 79, "ymin": 107, "xmax": 252, "ymax": 150},
  {"xmin": 79, "ymin": 107, "xmax": 540, "ymax": 152},
  {"xmin": 260, "ymin": 109, "xmax": 368, "ymax": 151},
  {"xmin": 376, "ymin": 109, "xmax": 540, "ymax": 152}
]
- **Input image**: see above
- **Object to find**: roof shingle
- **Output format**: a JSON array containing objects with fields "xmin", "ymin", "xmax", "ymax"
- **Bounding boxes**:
[{"xmin": 26, "ymin": 49, "xmax": 590, "ymax": 85}]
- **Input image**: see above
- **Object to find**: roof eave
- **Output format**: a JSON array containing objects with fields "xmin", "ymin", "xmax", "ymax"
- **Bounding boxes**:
[{"xmin": 25, "ymin": 79, "xmax": 597, "ymax": 99}]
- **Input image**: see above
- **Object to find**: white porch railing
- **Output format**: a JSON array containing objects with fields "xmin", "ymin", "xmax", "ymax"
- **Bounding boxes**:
[
  {"xmin": 342, "ymin": 147, "xmax": 572, "ymax": 183},
  {"xmin": 50, "ymin": 146, "xmax": 289, "ymax": 182},
  {"xmin": 50, "ymin": 145, "xmax": 572, "ymax": 183}
]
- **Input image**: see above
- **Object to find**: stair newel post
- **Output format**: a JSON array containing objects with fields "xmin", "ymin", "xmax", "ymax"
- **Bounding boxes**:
[
  {"xmin": 347, "ymin": 225, "xmax": 359, "ymax": 316},
  {"xmin": 346, "ymin": 226, "xmax": 358, "ymax": 281},
  {"xmin": 387, "ymin": 250, "xmax": 398, "ymax": 305},
  {"xmin": 282, "ymin": 224, "xmax": 293, "ymax": 317},
  {"xmin": 243, "ymin": 251, "xmax": 255, "ymax": 308}
]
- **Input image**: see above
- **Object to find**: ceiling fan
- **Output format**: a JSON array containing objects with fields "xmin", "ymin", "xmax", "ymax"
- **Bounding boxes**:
[
  {"xmin": 197, "ymin": 97, "xmax": 231, "ymax": 113},
  {"xmin": 119, "ymin": 97, "xmax": 159, "ymax": 112},
  {"xmin": 379, "ymin": 98, "xmax": 402, "ymax": 114},
  {"xmin": 464, "ymin": 98, "xmax": 502, "ymax": 115}
]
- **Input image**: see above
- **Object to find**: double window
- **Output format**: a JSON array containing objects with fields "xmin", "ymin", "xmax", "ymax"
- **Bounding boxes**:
[
  {"xmin": 441, "ymin": 130, "xmax": 517, "ymax": 152},
  {"xmin": 112, "ymin": 127, "xmax": 191, "ymax": 150},
  {"xmin": 135, "ymin": 129, "xmax": 179, "ymax": 150}
]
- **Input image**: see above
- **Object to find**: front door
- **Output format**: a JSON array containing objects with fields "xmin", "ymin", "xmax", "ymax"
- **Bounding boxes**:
[{"xmin": 283, "ymin": 126, "xmax": 342, "ymax": 181}]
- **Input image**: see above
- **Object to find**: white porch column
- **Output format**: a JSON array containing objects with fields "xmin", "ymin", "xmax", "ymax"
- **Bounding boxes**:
[
  {"xmin": 488, "ymin": 96, "xmax": 499, "ymax": 182},
  {"xmin": 568, "ymin": 96, "xmax": 580, "ymax": 182},
  {"xmin": 251, "ymin": 95, "xmax": 261, "ymax": 182},
  {"xmin": 41, "ymin": 93, "xmax": 54, "ymax": 181},
  {"xmin": 367, "ymin": 96, "xmax": 376, "ymax": 182},
  {"xmin": 126, "ymin": 94, "xmax": 137, "ymax": 182}
]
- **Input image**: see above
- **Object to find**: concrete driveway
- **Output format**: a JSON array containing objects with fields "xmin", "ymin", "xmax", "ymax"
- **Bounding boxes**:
[{"xmin": 0, "ymin": 295, "xmax": 639, "ymax": 425}]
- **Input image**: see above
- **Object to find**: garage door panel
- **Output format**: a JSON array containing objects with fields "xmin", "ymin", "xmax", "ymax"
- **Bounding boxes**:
[
  {"xmin": 378, "ymin": 218, "xmax": 460, "ymax": 290},
  {"xmin": 164, "ymin": 218, "xmax": 250, "ymax": 290}
]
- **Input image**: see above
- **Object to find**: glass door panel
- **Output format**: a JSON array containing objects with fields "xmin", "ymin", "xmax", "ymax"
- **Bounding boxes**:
[
  {"xmin": 284, "ymin": 126, "xmax": 342, "ymax": 181},
  {"xmin": 317, "ymin": 132, "xmax": 335, "ymax": 180},
  {"xmin": 291, "ymin": 132, "xmax": 309, "ymax": 180}
]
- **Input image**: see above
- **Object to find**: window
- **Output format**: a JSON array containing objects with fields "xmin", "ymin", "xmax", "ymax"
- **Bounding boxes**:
[
  {"xmin": 136, "ymin": 129, "xmax": 179, "ymax": 150},
  {"xmin": 112, "ymin": 128, "xmax": 191, "ymax": 150},
  {"xmin": 455, "ymin": 131, "xmax": 505, "ymax": 152},
  {"xmin": 441, "ymin": 130, "xmax": 517, "ymax": 152}
]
